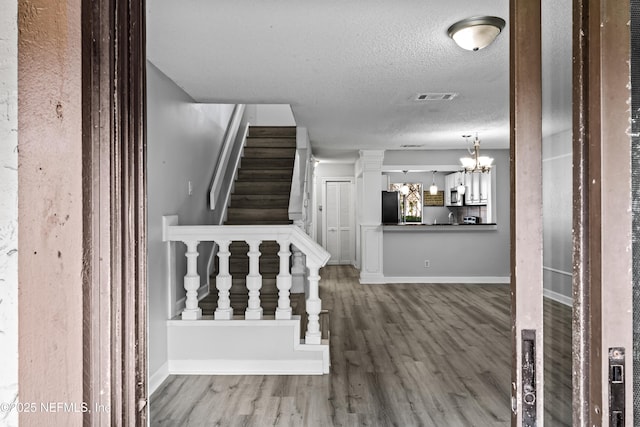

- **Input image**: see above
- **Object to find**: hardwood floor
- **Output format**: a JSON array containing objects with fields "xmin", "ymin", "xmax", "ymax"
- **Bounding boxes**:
[{"xmin": 150, "ymin": 265, "xmax": 572, "ymax": 426}]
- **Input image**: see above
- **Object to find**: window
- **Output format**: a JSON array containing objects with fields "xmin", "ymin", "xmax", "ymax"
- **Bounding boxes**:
[{"xmin": 390, "ymin": 183, "xmax": 422, "ymax": 222}]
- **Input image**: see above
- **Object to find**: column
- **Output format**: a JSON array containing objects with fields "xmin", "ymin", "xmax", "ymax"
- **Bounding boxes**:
[{"xmin": 358, "ymin": 150, "xmax": 385, "ymax": 284}]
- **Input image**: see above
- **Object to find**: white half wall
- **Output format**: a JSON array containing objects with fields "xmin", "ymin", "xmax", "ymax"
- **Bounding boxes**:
[
  {"xmin": 147, "ymin": 61, "xmax": 235, "ymax": 389},
  {"xmin": 0, "ymin": 1, "xmax": 18, "ymax": 424}
]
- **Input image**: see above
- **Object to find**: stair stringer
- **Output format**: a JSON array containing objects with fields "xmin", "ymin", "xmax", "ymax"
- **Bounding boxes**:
[{"xmin": 166, "ymin": 315, "xmax": 330, "ymax": 375}]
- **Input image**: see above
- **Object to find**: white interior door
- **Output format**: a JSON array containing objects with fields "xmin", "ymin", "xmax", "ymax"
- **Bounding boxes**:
[{"xmin": 324, "ymin": 180, "xmax": 353, "ymax": 265}]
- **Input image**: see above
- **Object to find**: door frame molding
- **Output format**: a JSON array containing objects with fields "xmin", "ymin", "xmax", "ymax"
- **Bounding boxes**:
[
  {"xmin": 509, "ymin": 1, "xmax": 544, "ymax": 424},
  {"xmin": 320, "ymin": 177, "xmax": 355, "ymax": 265},
  {"xmin": 82, "ymin": 0, "xmax": 147, "ymax": 424}
]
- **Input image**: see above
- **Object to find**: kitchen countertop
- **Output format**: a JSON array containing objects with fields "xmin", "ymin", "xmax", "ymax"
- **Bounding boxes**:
[{"xmin": 382, "ymin": 223, "xmax": 498, "ymax": 231}]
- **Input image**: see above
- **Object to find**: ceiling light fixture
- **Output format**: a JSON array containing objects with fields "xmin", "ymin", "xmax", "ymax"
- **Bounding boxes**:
[
  {"xmin": 460, "ymin": 134, "xmax": 493, "ymax": 173},
  {"xmin": 447, "ymin": 16, "xmax": 506, "ymax": 51},
  {"xmin": 430, "ymin": 171, "xmax": 438, "ymax": 195}
]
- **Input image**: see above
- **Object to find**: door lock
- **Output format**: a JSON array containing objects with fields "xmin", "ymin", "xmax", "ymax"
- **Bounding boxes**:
[
  {"xmin": 609, "ymin": 347, "xmax": 625, "ymax": 427},
  {"xmin": 522, "ymin": 329, "xmax": 536, "ymax": 427}
]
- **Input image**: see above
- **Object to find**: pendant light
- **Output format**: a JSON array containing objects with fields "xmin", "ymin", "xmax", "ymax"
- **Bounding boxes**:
[
  {"xmin": 456, "ymin": 176, "xmax": 466, "ymax": 195},
  {"xmin": 429, "ymin": 171, "xmax": 438, "ymax": 195}
]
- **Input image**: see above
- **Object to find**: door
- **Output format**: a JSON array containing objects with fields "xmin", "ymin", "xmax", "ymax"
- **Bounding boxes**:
[{"xmin": 323, "ymin": 180, "xmax": 354, "ymax": 265}]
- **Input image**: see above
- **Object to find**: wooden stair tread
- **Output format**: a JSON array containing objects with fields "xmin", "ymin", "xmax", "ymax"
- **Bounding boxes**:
[
  {"xmin": 240, "ymin": 158, "xmax": 294, "ymax": 169},
  {"xmin": 245, "ymin": 137, "xmax": 297, "ymax": 148},
  {"xmin": 248, "ymin": 126, "xmax": 296, "ymax": 138}
]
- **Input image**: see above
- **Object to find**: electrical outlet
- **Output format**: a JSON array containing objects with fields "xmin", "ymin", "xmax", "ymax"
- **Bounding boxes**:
[{"xmin": 424, "ymin": 260, "xmax": 430, "ymax": 268}]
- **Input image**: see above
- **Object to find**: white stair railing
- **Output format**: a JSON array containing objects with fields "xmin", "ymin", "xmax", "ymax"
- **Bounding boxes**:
[{"xmin": 163, "ymin": 218, "xmax": 331, "ymax": 344}]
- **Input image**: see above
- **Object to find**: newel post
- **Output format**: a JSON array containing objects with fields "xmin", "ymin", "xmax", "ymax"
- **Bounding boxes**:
[
  {"xmin": 182, "ymin": 240, "xmax": 202, "ymax": 320},
  {"xmin": 305, "ymin": 262, "xmax": 322, "ymax": 344}
]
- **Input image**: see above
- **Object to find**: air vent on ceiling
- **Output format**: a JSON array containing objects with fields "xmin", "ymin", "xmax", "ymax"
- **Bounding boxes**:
[
  {"xmin": 400, "ymin": 144, "xmax": 424, "ymax": 148},
  {"xmin": 413, "ymin": 92, "xmax": 458, "ymax": 101}
]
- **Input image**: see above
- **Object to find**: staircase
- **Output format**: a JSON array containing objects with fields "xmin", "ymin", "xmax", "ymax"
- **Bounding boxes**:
[{"xmin": 201, "ymin": 126, "xmax": 299, "ymax": 316}]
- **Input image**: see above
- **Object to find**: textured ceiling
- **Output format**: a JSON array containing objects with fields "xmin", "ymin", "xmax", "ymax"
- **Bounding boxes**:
[{"xmin": 147, "ymin": 1, "xmax": 570, "ymax": 159}]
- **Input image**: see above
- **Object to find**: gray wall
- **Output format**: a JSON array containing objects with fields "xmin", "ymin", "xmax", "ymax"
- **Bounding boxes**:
[
  {"xmin": 382, "ymin": 149, "xmax": 510, "ymax": 279},
  {"xmin": 147, "ymin": 62, "xmax": 235, "ymax": 380},
  {"xmin": 542, "ymin": 130, "xmax": 572, "ymax": 299}
]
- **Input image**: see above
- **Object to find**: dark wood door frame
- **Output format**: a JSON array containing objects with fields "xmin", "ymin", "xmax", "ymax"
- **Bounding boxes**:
[
  {"xmin": 573, "ymin": 0, "xmax": 632, "ymax": 425},
  {"xmin": 82, "ymin": 0, "xmax": 147, "ymax": 424},
  {"xmin": 78, "ymin": 0, "xmax": 632, "ymax": 425},
  {"xmin": 509, "ymin": 1, "xmax": 544, "ymax": 424}
]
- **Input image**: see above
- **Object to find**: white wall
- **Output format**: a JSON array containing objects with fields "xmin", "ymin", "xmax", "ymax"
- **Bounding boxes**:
[
  {"xmin": 542, "ymin": 130, "xmax": 572, "ymax": 302},
  {"xmin": 244, "ymin": 104, "xmax": 296, "ymax": 126},
  {"xmin": 147, "ymin": 62, "xmax": 235, "ymax": 389},
  {"xmin": 0, "ymin": 0, "xmax": 18, "ymax": 424},
  {"xmin": 381, "ymin": 149, "xmax": 510, "ymax": 280}
]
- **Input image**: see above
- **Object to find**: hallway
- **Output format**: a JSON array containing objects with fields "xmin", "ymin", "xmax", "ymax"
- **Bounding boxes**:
[{"xmin": 150, "ymin": 265, "xmax": 570, "ymax": 426}]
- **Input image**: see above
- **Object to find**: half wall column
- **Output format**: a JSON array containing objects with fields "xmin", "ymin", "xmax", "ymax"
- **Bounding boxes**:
[{"xmin": 357, "ymin": 150, "xmax": 385, "ymax": 284}]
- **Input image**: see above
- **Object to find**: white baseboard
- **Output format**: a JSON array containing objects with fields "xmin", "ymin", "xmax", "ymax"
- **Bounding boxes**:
[
  {"xmin": 364, "ymin": 276, "xmax": 510, "ymax": 284},
  {"xmin": 168, "ymin": 359, "xmax": 325, "ymax": 375},
  {"xmin": 148, "ymin": 362, "xmax": 169, "ymax": 396},
  {"xmin": 359, "ymin": 272, "xmax": 385, "ymax": 284},
  {"xmin": 543, "ymin": 288, "xmax": 572, "ymax": 306}
]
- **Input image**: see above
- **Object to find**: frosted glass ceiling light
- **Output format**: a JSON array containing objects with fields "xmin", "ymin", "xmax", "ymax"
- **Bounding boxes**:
[{"xmin": 447, "ymin": 16, "xmax": 506, "ymax": 51}]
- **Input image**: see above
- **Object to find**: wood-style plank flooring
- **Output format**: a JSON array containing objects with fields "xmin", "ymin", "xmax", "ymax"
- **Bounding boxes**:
[{"xmin": 150, "ymin": 265, "xmax": 572, "ymax": 426}]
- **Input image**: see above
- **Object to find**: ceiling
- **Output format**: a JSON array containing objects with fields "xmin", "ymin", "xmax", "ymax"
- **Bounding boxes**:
[{"xmin": 147, "ymin": 1, "xmax": 571, "ymax": 160}]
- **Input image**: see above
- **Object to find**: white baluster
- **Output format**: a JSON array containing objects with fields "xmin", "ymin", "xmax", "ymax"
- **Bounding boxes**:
[
  {"xmin": 245, "ymin": 239, "xmax": 263, "ymax": 320},
  {"xmin": 214, "ymin": 240, "xmax": 233, "ymax": 320},
  {"xmin": 275, "ymin": 238, "xmax": 292, "ymax": 320},
  {"xmin": 291, "ymin": 245, "xmax": 306, "ymax": 294},
  {"xmin": 182, "ymin": 240, "xmax": 202, "ymax": 320},
  {"xmin": 305, "ymin": 263, "xmax": 322, "ymax": 344}
]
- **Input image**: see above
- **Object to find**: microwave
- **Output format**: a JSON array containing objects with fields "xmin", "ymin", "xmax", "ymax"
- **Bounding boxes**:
[{"xmin": 449, "ymin": 188, "xmax": 464, "ymax": 206}]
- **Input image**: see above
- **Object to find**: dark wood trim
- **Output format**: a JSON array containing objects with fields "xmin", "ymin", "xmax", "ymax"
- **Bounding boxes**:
[
  {"xmin": 510, "ymin": 0, "xmax": 544, "ymax": 425},
  {"xmin": 82, "ymin": 0, "xmax": 147, "ymax": 424},
  {"xmin": 572, "ymin": 0, "xmax": 599, "ymax": 424}
]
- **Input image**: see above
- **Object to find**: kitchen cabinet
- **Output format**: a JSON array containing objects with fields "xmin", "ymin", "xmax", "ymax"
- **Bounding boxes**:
[
  {"xmin": 464, "ymin": 171, "xmax": 491, "ymax": 205},
  {"xmin": 445, "ymin": 172, "xmax": 465, "ymax": 206}
]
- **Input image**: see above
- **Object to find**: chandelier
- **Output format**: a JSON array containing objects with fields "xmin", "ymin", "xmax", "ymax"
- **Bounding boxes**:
[{"xmin": 460, "ymin": 134, "xmax": 493, "ymax": 173}]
